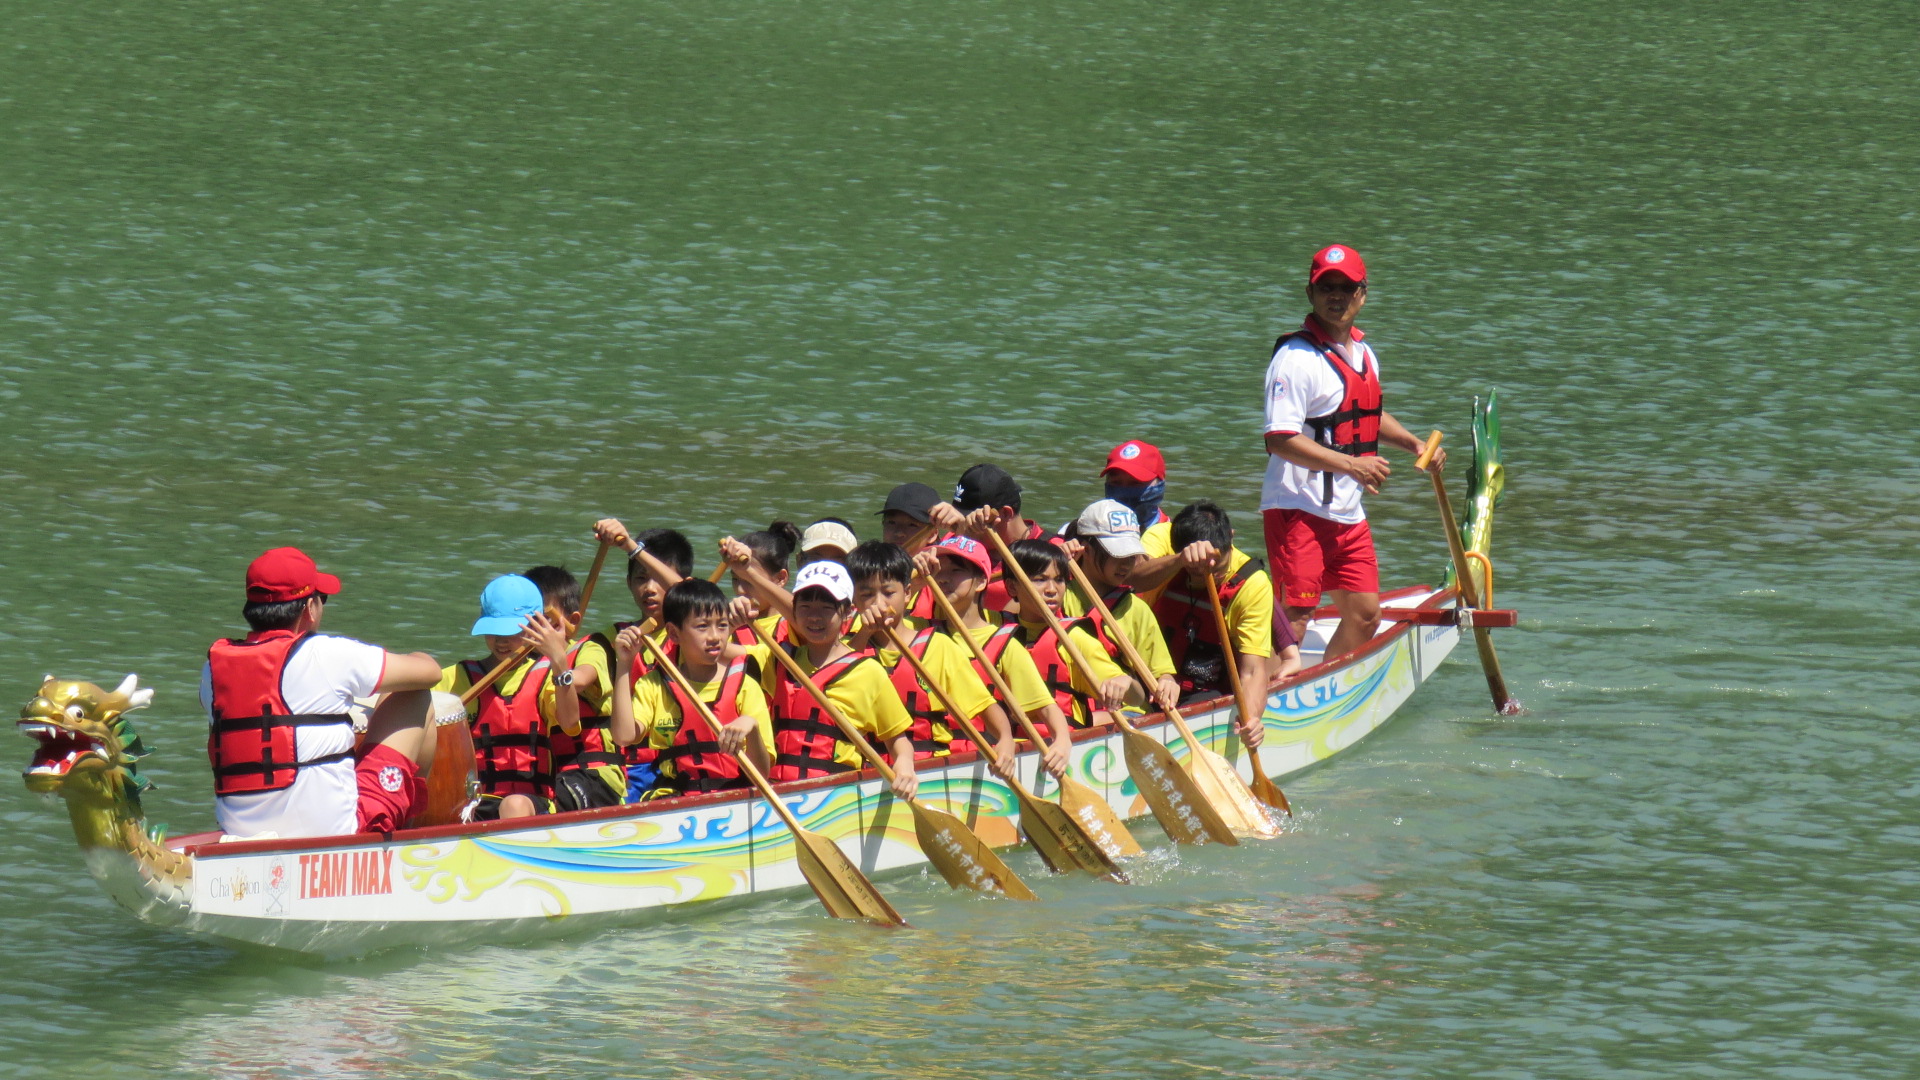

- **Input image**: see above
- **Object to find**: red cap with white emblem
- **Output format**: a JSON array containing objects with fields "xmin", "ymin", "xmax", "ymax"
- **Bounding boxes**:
[{"xmin": 1309, "ymin": 244, "xmax": 1367, "ymax": 284}]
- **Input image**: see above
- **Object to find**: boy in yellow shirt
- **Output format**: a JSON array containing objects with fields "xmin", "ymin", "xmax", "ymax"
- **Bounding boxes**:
[
  {"xmin": 922, "ymin": 535, "xmax": 1073, "ymax": 776},
  {"xmin": 610, "ymin": 579, "xmax": 772, "ymax": 796},
  {"xmin": 843, "ymin": 540, "xmax": 1013, "ymax": 764},
  {"xmin": 1005, "ymin": 539, "xmax": 1146, "ymax": 730},
  {"xmin": 1151, "ymin": 501, "xmax": 1303, "ymax": 747},
  {"xmin": 522, "ymin": 564, "xmax": 624, "ymax": 809},
  {"xmin": 740, "ymin": 560, "xmax": 919, "ymax": 800},
  {"xmin": 1059, "ymin": 499, "xmax": 1182, "ymax": 713}
]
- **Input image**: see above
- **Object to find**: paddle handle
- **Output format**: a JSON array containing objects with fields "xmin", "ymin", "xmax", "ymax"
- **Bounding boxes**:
[
  {"xmin": 1414, "ymin": 429, "xmax": 1443, "ymax": 471},
  {"xmin": 1204, "ymin": 575, "xmax": 1251, "ymax": 724},
  {"xmin": 459, "ymin": 643, "xmax": 534, "ymax": 706},
  {"xmin": 576, "ymin": 538, "xmax": 616, "ymax": 631},
  {"xmin": 1061, "ymin": 557, "xmax": 1185, "ymax": 721},
  {"xmin": 979, "ymin": 531, "xmax": 1146, "ymax": 738},
  {"xmin": 748, "ymin": 621, "xmax": 899, "ymax": 784},
  {"xmin": 635, "ymin": 632, "xmax": 804, "ymax": 832},
  {"xmin": 921, "ymin": 575, "xmax": 1057, "ymax": 751}
]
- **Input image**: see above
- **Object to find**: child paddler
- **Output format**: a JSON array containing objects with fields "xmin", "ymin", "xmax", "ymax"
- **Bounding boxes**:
[
  {"xmin": 1006, "ymin": 539, "xmax": 1145, "ymax": 730},
  {"xmin": 610, "ymin": 580, "xmax": 772, "ymax": 797},
  {"xmin": 1058, "ymin": 499, "xmax": 1183, "ymax": 713},
  {"xmin": 928, "ymin": 464, "xmax": 1049, "ymax": 613},
  {"xmin": 739, "ymin": 561, "xmax": 919, "ymax": 800},
  {"xmin": 592, "ymin": 519, "xmax": 693, "ymax": 800},
  {"xmin": 921, "ymin": 535, "xmax": 1073, "ymax": 775},
  {"xmin": 522, "ymin": 564, "xmax": 625, "ymax": 810},
  {"xmin": 844, "ymin": 540, "xmax": 1013, "ymax": 763},
  {"xmin": 1151, "ymin": 501, "xmax": 1302, "ymax": 735},
  {"xmin": 436, "ymin": 574, "xmax": 583, "ymax": 820},
  {"xmin": 726, "ymin": 521, "xmax": 801, "ymax": 648}
]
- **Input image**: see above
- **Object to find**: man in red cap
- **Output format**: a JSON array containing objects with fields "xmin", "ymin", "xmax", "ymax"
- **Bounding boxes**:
[
  {"xmin": 1261, "ymin": 245, "xmax": 1445, "ymax": 659},
  {"xmin": 1098, "ymin": 439, "xmax": 1183, "ymax": 604},
  {"xmin": 200, "ymin": 546, "xmax": 446, "ymax": 839}
]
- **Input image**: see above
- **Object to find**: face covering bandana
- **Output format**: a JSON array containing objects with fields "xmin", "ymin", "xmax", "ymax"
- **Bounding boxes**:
[{"xmin": 1104, "ymin": 478, "xmax": 1165, "ymax": 529}]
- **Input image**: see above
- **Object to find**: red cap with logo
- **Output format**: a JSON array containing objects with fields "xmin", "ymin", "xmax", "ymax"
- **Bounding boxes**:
[
  {"xmin": 245, "ymin": 547, "xmax": 342, "ymax": 602},
  {"xmin": 1309, "ymin": 244, "xmax": 1367, "ymax": 284},
  {"xmin": 933, "ymin": 535, "xmax": 994, "ymax": 577},
  {"xmin": 1101, "ymin": 440, "xmax": 1165, "ymax": 483}
]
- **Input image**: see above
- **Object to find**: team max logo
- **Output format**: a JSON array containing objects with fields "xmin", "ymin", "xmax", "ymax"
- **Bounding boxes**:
[{"xmin": 298, "ymin": 849, "xmax": 396, "ymax": 899}]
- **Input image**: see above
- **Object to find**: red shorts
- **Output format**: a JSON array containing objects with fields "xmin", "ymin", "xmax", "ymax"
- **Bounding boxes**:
[
  {"xmin": 355, "ymin": 743, "xmax": 425, "ymax": 833},
  {"xmin": 1264, "ymin": 508, "xmax": 1379, "ymax": 609}
]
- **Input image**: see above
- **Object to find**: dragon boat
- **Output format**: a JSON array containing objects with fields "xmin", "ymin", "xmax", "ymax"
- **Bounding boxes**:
[{"xmin": 20, "ymin": 399, "xmax": 1512, "ymax": 959}]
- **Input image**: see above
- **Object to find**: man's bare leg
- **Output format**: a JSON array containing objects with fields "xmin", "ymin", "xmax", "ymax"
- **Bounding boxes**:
[
  {"xmin": 1321, "ymin": 589, "xmax": 1381, "ymax": 659},
  {"xmin": 363, "ymin": 689, "xmax": 437, "ymax": 777}
]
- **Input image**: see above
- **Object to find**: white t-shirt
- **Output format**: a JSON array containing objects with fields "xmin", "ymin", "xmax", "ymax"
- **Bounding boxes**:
[
  {"xmin": 1261, "ymin": 330, "xmax": 1381, "ymax": 525},
  {"xmin": 201, "ymin": 633, "xmax": 388, "ymax": 839}
]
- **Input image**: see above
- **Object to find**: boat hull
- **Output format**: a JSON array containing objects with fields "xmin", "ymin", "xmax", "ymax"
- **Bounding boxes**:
[{"xmin": 155, "ymin": 587, "xmax": 1460, "ymax": 956}]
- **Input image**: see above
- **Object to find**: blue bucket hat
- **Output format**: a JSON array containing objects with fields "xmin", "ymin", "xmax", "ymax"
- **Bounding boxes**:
[{"xmin": 471, "ymin": 574, "xmax": 543, "ymax": 636}]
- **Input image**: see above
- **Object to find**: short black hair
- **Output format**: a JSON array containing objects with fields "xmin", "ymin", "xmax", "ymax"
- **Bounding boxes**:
[
  {"xmin": 845, "ymin": 540, "xmax": 913, "ymax": 587},
  {"xmin": 628, "ymin": 528, "xmax": 693, "ymax": 581},
  {"xmin": 743, "ymin": 521, "xmax": 802, "ymax": 574},
  {"xmin": 523, "ymin": 564, "xmax": 581, "ymax": 615},
  {"xmin": 1169, "ymin": 500, "xmax": 1233, "ymax": 552},
  {"xmin": 241, "ymin": 597, "xmax": 316, "ymax": 631},
  {"xmin": 662, "ymin": 579, "xmax": 730, "ymax": 626},
  {"xmin": 1009, "ymin": 538, "xmax": 1067, "ymax": 582}
]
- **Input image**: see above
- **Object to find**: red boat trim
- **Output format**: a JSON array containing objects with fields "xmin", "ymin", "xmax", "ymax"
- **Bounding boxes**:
[{"xmin": 186, "ymin": 584, "xmax": 1451, "ymax": 861}]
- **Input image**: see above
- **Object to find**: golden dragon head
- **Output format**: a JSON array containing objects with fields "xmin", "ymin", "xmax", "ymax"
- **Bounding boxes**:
[{"xmin": 19, "ymin": 675, "xmax": 155, "ymax": 799}]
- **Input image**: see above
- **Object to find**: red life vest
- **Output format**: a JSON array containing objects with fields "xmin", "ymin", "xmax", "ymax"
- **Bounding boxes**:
[
  {"xmin": 463, "ymin": 657, "xmax": 553, "ymax": 800},
  {"xmin": 1153, "ymin": 559, "xmax": 1267, "ymax": 695},
  {"xmin": 1018, "ymin": 620, "xmax": 1099, "ymax": 732},
  {"xmin": 660, "ymin": 656, "xmax": 754, "ymax": 792},
  {"xmin": 886, "ymin": 626, "xmax": 954, "ymax": 759},
  {"xmin": 733, "ymin": 617, "xmax": 789, "ymax": 648},
  {"xmin": 546, "ymin": 635, "xmax": 624, "ymax": 780},
  {"xmin": 946, "ymin": 620, "xmax": 1019, "ymax": 748},
  {"xmin": 620, "ymin": 636, "xmax": 677, "ymax": 769},
  {"xmin": 1276, "ymin": 327, "xmax": 1383, "ymax": 505},
  {"xmin": 768, "ymin": 646, "xmax": 871, "ymax": 782},
  {"xmin": 206, "ymin": 630, "xmax": 355, "ymax": 796}
]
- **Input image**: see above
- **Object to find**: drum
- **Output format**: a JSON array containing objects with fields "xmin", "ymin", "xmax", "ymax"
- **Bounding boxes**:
[{"xmin": 412, "ymin": 720, "xmax": 476, "ymax": 827}]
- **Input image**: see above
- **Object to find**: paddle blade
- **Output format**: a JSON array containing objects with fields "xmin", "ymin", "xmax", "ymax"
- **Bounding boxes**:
[
  {"xmin": 1190, "ymin": 744, "xmax": 1283, "ymax": 840},
  {"xmin": 1248, "ymin": 765, "xmax": 1293, "ymax": 816},
  {"xmin": 1121, "ymin": 731, "xmax": 1238, "ymax": 846},
  {"xmin": 1018, "ymin": 789, "xmax": 1128, "ymax": 883},
  {"xmin": 910, "ymin": 802, "xmax": 1040, "ymax": 900},
  {"xmin": 1056, "ymin": 775, "xmax": 1146, "ymax": 858},
  {"xmin": 793, "ymin": 827, "xmax": 908, "ymax": 925}
]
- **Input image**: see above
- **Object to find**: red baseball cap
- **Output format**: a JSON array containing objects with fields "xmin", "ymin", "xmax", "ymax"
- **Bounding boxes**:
[
  {"xmin": 933, "ymin": 535, "xmax": 993, "ymax": 578},
  {"xmin": 1102, "ymin": 440, "xmax": 1165, "ymax": 484},
  {"xmin": 245, "ymin": 547, "xmax": 342, "ymax": 602},
  {"xmin": 1309, "ymin": 244, "xmax": 1367, "ymax": 284}
]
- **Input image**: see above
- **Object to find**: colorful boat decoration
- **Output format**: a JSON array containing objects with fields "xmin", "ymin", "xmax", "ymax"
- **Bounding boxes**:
[{"xmin": 18, "ymin": 584, "xmax": 1469, "ymax": 958}]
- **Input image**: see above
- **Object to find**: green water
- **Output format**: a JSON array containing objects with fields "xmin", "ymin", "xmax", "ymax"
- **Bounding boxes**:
[{"xmin": 4, "ymin": 0, "xmax": 1918, "ymax": 1075}]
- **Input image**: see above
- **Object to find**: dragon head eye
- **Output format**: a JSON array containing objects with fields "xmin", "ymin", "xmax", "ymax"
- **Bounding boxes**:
[{"xmin": 65, "ymin": 704, "xmax": 85, "ymax": 720}]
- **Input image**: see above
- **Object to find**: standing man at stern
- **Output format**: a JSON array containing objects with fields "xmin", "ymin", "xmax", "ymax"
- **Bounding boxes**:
[{"xmin": 1262, "ymin": 245, "xmax": 1444, "ymax": 659}]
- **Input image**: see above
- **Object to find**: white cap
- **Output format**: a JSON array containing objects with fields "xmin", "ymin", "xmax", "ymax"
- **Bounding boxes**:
[
  {"xmin": 1074, "ymin": 499, "xmax": 1146, "ymax": 558},
  {"xmin": 800, "ymin": 520, "xmax": 858, "ymax": 555},
  {"xmin": 791, "ymin": 560, "xmax": 855, "ymax": 602}
]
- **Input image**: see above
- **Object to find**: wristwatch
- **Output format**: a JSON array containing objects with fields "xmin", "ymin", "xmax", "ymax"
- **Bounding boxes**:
[{"xmin": 554, "ymin": 668, "xmax": 576, "ymax": 688}]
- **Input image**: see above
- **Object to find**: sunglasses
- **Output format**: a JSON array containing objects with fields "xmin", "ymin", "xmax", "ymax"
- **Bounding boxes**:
[{"xmin": 1313, "ymin": 279, "xmax": 1366, "ymax": 295}]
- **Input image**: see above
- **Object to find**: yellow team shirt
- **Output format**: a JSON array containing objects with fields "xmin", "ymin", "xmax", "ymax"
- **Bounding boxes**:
[
  {"xmin": 435, "ymin": 636, "xmax": 613, "ymax": 723},
  {"xmin": 1060, "ymin": 581, "xmax": 1177, "ymax": 678},
  {"xmin": 745, "ymin": 641, "xmax": 914, "ymax": 771},
  {"xmin": 955, "ymin": 620, "xmax": 1053, "ymax": 716},
  {"xmin": 626, "ymin": 660, "xmax": 773, "ymax": 780},
  {"xmin": 1210, "ymin": 547, "xmax": 1275, "ymax": 659}
]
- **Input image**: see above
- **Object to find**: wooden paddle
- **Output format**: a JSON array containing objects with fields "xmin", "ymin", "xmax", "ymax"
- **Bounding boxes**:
[
  {"xmin": 982, "ymin": 530, "xmax": 1236, "ymax": 846},
  {"xmin": 638, "ymin": 634, "xmax": 906, "ymax": 925},
  {"xmin": 877, "ymin": 622, "xmax": 1125, "ymax": 883},
  {"xmin": 919, "ymin": 573, "xmax": 1144, "ymax": 861},
  {"xmin": 1204, "ymin": 574, "xmax": 1292, "ymax": 816},
  {"xmin": 749, "ymin": 621, "xmax": 1039, "ymax": 900},
  {"xmin": 1063, "ymin": 558, "xmax": 1280, "ymax": 840},
  {"xmin": 1416, "ymin": 431, "xmax": 1520, "ymax": 714}
]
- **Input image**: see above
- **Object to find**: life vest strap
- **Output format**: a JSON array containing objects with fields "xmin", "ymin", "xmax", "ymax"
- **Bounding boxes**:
[
  {"xmin": 772, "ymin": 753, "xmax": 854, "ymax": 776},
  {"xmin": 211, "ymin": 749, "xmax": 353, "ymax": 779}
]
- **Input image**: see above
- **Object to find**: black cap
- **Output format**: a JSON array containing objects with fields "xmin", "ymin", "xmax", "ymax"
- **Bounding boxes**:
[
  {"xmin": 877, "ymin": 482, "xmax": 941, "ymax": 524},
  {"xmin": 953, "ymin": 464, "xmax": 1022, "ymax": 514}
]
